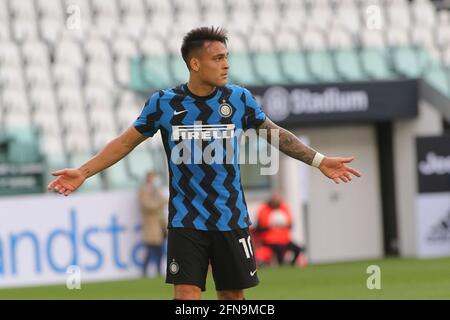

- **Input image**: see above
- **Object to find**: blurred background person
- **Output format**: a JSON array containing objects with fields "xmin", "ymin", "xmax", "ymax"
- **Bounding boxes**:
[
  {"xmin": 254, "ymin": 192, "xmax": 306, "ymax": 267},
  {"xmin": 139, "ymin": 171, "xmax": 168, "ymax": 277}
]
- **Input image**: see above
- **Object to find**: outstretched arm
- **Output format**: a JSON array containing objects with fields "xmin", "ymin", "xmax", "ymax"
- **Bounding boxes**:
[
  {"xmin": 47, "ymin": 126, "xmax": 147, "ymax": 196},
  {"xmin": 257, "ymin": 118, "xmax": 362, "ymax": 184}
]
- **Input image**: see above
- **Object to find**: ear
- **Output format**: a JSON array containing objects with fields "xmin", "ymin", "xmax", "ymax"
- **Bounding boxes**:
[{"xmin": 190, "ymin": 57, "xmax": 200, "ymax": 72}]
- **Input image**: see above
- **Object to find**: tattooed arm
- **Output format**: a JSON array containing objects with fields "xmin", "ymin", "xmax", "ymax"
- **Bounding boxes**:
[
  {"xmin": 257, "ymin": 118, "xmax": 362, "ymax": 184},
  {"xmin": 257, "ymin": 118, "xmax": 317, "ymax": 165}
]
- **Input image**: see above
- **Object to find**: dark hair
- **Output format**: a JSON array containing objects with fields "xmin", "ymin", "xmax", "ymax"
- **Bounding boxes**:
[{"xmin": 181, "ymin": 26, "xmax": 228, "ymax": 69}]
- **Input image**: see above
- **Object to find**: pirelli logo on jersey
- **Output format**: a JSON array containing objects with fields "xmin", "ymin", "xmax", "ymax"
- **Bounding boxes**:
[{"xmin": 171, "ymin": 123, "xmax": 235, "ymax": 141}]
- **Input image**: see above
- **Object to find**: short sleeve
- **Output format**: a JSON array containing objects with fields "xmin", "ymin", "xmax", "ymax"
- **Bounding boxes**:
[
  {"xmin": 133, "ymin": 92, "xmax": 162, "ymax": 137},
  {"xmin": 243, "ymin": 88, "xmax": 266, "ymax": 130}
]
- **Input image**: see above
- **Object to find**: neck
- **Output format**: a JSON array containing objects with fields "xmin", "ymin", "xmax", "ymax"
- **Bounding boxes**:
[{"xmin": 187, "ymin": 76, "xmax": 216, "ymax": 97}]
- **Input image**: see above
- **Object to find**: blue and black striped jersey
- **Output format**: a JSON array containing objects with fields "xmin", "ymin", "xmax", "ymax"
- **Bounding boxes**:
[{"xmin": 133, "ymin": 84, "xmax": 266, "ymax": 231}]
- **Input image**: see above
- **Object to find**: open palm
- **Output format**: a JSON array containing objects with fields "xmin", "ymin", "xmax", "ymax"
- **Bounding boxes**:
[
  {"xmin": 47, "ymin": 168, "xmax": 86, "ymax": 196},
  {"xmin": 319, "ymin": 157, "xmax": 362, "ymax": 184}
]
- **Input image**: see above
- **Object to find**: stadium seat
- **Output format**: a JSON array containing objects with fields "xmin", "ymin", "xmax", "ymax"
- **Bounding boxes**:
[
  {"xmin": 86, "ymin": 64, "xmax": 115, "ymax": 89},
  {"xmin": 12, "ymin": 19, "xmax": 39, "ymax": 43},
  {"xmin": 104, "ymin": 160, "xmax": 136, "ymax": 189},
  {"xmin": 91, "ymin": 0, "xmax": 119, "ymax": 20},
  {"xmin": 25, "ymin": 65, "xmax": 53, "ymax": 89},
  {"xmin": 424, "ymin": 66, "xmax": 450, "ymax": 97},
  {"xmin": 1, "ymin": 89, "xmax": 29, "ymax": 114},
  {"xmin": 41, "ymin": 134, "xmax": 65, "ymax": 155},
  {"xmin": 0, "ymin": 65, "xmax": 25, "ymax": 90},
  {"xmin": 4, "ymin": 112, "xmax": 31, "ymax": 131},
  {"xmin": 360, "ymin": 48, "xmax": 395, "ymax": 80},
  {"xmin": 39, "ymin": 19, "xmax": 63, "ymax": 45},
  {"xmin": 85, "ymin": 85, "xmax": 115, "ymax": 109},
  {"xmin": 114, "ymin": 59, "xmax": 133, "ymax": 86},
  {"xmin": 57, "ymin": 85, "xmax": 85, "ymax": 111},
  {"xmin": 89, "ymin": 111, "xmax": 117, "ymax": 135},
  {"xmin": 303, "ymin": 28, "xmax": 339, "ymax": 82},
  {"xmin": 386, "ymin": 26, "xmax": 410, "ymax": 47},
  {"xmin": 306, "ymin": 4, "xmax": 332, "ymax": 31},
  {"xmin": 249, "ymin": 32, "xmax": 287, "ymax": 84},
  {"xmin": 33, "ymin": 111, "xmax": 60, "ymax": 137},
  {"xmin": 0, "ymin": 41, "xmax": 21, "ymax": 68},
  {"xmin": 335, "ymin": 6, "xmax": 361, "ymax": 34},
  {"xmin": 55, "ymin": 39, "xmax": 84, "ymax": 70},
  {"xmin": 392, "ymin": 47, "xmax": 422, "ymax": 77},
  {"xmin": 92, "ymin": 130, "xmax": 116, "ymax": 151},
  {"xmin": 9, "ymin": 0, "xmax": 36, "ymax": 20},
  {"xmin": 411, "ymin": 25, "xmax": 435, "ymax": 51},
  {"xmin": 85, "ymin": 37, "xmax": 112, "ymax": 63},
  {"xmin": 117, "ymin": 0, "xmax": 146, "ymax": 16},
  {"xmin": 37, "ymin": 0, "xmax": 64, "ymax": 20},
  {"xmin": 228, "ymin": 32, "xmax": 261, "ymax": 85},
  {"xmin": 30, "ymin": 88, "xmax": 58, "ymax": 112},
  {"xmin": 65, "ymin": 130, "xmax": 92, "ymax": 153},
  {"xmin": 135, "ymin": 34, "xmax": 173, "ymax": 89},
  {"xmin": 386, "ymin": 3, "xmax": 412, "ymax": 30},
  {"xmin": 112, "ymin": 37, "xmax": 138, "ymax": 61},
  {"xmin": 127, "ymin": 149, "xmax": 155, "ymax": 179},
  {"xmin": 22, "ymin": 41, "xmax": 51, "ymax": 66},
  {"xmin": 0, "ymin": 22, "xmax": 10, "ymax": 41},
  {"xmin": 411, "ymin": 0, "xmax": 436, "ymax": 28},
  {"xmin": 53, "ymin": 64, "xmax": 82, "ymax": 87},
  {"xmin": 280, "ymin": 0, "xmax": 305, "ymax": 13},
  {"xmin": 61, "ymin": 109, "xmax": 89, "ymax": 133},
  {"xmin": 117, "ymin": 103, "xmax": 142, "ymax": 131}
]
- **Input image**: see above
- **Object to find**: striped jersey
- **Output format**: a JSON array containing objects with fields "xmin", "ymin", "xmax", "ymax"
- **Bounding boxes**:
[{"xmin": 133, "ymin": 84, "xmax": 266, "ymax": 231}]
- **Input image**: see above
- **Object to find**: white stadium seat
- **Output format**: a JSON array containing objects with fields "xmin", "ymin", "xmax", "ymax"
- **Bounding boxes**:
[
  {"xmin": 361, "ymin": 29, "xmax": 386, "ymax": 48},
  {"xmin": 53, "ymin": 64, "xmax": 82, "ymax": 87},
  {"xmin": 55, "ymin": 39, "xmax": 84, "ymax": 69},
  {"xmin": 25, "ymin": 65, "xmax": 53, "ymax": 89},
  {"xmin": 0, "ymin": 41, "xmax": 21, "ymax": 68},
  {"xmin": 328, "ymin": 27, "xmax": 354, "ymax": 50},
  {"xmin": 386, "ymin": 27, "xmax": 410, "ymax": 47},
  {"xmin": 40, "ymin": 18, "xmax": 64, "ymax": 44},
  {"xmin": 36, "ymin": 0, "xmax": 64, "ymax": 21},
  {"xmin": 30, "ymin": 88, "xmax": 58, "ymax": 112},
  {"xmin": 57, "ymin": 85, "xmax": 85, "ymax": 111},
  {"xmin": 112, "ymin": 37, "xmax": 139, "ymax": 61},
  {"xmin": 33, "ymin": 112, "xmax": 61, "ymax": 137},
  {"xmin": 9, "ymin": 0, "xmax": 36, "ymax": 20},
  {"xmin": 65, "ymin": 130, "xmax": 92, "ymax": 153},
  {"xmin": 85, "ymin": 64, "xmax": 115, "ymax": 88},
  {"xmin": 84, "ymin": 85, "xmax": 115, "ymax": 109},
  {"xmin": 61, "ymin": 109, "xmax": 89, "ymax": 133},
  {"xmin": 1, "ymin": 89, "xmax": 29, "ymax": 114},
  {"xmin": 22, "ymin": 41, "xmax": 50, "ymax": 66},
  {"xmin": 84, "ymin": 37, "xmax": 112, "ymax": 63},
  {"xmin": 0, "ymin": 66, "xmax": 25, "ymax": 90},
  {"xmin": 0, "ymin": 22, "xmax": 11, "ymax": 41},
  {"xmin": 12, "ymin": 19, "xmax": 39, "ymax": 43}
]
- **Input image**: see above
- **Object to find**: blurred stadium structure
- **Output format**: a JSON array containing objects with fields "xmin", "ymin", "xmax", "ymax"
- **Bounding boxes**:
[{"xmin": 0, "ymin": 0, "xmax": 450, "ymax": 289}]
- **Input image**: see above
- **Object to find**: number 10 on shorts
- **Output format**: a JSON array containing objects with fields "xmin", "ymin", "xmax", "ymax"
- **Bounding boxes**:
[{"xmin": 239, "ymin": 236, "xmax": 254, "ymax": 259}]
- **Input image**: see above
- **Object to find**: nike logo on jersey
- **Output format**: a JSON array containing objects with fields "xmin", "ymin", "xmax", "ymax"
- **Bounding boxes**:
[
  {"xmin": 174, "ymin": 110, "xmax": 187, "ymax": 115},
  {"xmin": 250, "ymin": 270, "xmax": 257, "ymax": 277}
]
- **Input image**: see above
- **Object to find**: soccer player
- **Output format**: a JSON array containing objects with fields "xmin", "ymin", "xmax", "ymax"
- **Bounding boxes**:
[{"xmin": 48, "ymin": 27, "xmax": 362, "ymax": 300}]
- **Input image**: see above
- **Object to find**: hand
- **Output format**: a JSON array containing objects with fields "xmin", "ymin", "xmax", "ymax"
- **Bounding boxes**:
[
  {"xmin": 47, "ymin": 168, "xmax": 86, "ymax": 196},
  {"xmin": 319, "ymin": 156, "xmax": 362, "ymax": 184}
]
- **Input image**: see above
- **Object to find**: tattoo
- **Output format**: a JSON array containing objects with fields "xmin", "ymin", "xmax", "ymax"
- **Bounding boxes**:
[{"xmin": 257, "ymin": 118, "xmax": 318, "ymax": 165}]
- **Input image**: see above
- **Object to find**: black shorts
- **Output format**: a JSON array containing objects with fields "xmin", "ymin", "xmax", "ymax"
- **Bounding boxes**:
[{"xmin": 165, "ymin": 228, "xmax": 259, "ymax": 292}]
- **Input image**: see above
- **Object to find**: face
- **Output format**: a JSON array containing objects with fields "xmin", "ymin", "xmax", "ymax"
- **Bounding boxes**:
[
  {"xmin": 268, "ymin": 192, "xmax": 282, "ymax": 208},
  {"xmin": 190, "ymin": 41, "xmax": 229, "ymax": 87}
]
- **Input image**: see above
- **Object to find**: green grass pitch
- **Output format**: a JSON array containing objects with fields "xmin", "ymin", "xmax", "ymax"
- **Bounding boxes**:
[{"xmin": 0, "ymin": 257, "xmax": 449, "ymax": 300}]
